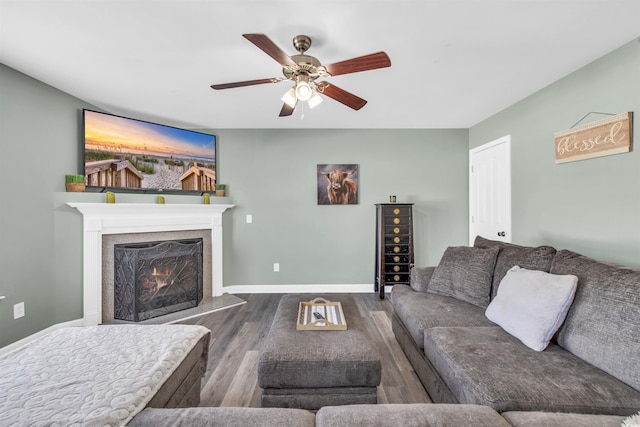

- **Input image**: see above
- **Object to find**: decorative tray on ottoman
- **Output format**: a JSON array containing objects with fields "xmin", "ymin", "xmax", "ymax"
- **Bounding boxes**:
[{"xmin": 296, "ymin": 297, "xmax": 347, "ymax": 331}]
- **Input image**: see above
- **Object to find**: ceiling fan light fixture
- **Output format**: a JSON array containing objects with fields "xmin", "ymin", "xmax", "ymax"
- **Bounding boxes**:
[
  {"xmin": 307, "ymin": 89, "xmax": 323, "ymax": 109},
  {"xmin": 281, "ymin": 87, "xmax": 297, "ymax": 108},
  {"xmin": 295, "ymin": 80, "xmax": 313, "ymax": 101}
]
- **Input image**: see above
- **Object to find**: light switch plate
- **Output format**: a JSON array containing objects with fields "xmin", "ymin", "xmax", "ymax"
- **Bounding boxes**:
[{"xmin": 14, "ymin": 302, "xmax": 25, "ymax": 319}]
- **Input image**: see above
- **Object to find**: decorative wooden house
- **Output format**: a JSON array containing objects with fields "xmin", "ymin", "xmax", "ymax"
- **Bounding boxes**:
[
  {"xmin": 179, "ymin": 164, "xmax": 216, "ymax": 191},
  {"xmin": 85, "ymin": 159, "xmax": 144, "ymax": 188}
]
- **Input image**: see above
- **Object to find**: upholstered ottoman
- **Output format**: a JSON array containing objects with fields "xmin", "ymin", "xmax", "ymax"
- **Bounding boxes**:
[{"xmin": 258, "ymin": 294, "xmax": 381, "ymax": 410}]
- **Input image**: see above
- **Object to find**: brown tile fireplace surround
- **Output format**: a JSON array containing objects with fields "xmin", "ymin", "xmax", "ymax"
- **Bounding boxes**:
[{"xmin": 68, "ymin": 203, "xmax": 233, "ymax": 326}]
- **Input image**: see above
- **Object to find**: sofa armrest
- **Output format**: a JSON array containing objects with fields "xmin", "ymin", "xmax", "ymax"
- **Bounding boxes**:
[{"xmin": 410, "ymin": 266, "xmax": 436, "ymax": 293}]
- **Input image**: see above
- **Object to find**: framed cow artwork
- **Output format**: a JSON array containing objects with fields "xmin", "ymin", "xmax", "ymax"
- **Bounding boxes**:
[{"xmin": 317, "ymin": 164, "xmax": 359, "ymax": 205}]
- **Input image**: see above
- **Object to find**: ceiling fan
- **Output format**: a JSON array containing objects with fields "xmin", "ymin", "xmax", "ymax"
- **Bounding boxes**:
[{"xmin": 210, "ymin": 34, "xmax": 391, "ymax": 117}]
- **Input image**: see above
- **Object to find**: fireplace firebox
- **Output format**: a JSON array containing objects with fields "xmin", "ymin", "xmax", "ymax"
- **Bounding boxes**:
[{"xmin": 113, "ymin": 238, "xmax": 203, "ymax": 322}]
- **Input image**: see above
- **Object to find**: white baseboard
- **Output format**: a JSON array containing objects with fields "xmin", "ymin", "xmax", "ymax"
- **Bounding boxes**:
[
  {"xmin": 222, "ymin": 283, "xmax": 385, "ymax": 294},
  {"xmin": 0, "ymin": 318, "xmax": 84, "ymax": 356}
]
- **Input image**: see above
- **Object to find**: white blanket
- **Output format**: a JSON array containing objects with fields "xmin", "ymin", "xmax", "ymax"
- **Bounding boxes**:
[{"xmin": 0, "ymin": 324, "xmax": 209, "ymax": 426}]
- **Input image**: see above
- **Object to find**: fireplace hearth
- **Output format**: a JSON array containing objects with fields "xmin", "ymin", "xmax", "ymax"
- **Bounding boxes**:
[{"xmin": 114, "ymin": 238, "xmax": 203, "ymax": 322}]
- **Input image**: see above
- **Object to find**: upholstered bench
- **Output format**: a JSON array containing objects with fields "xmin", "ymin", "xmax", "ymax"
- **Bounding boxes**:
[
  {"xmin": 258, "ymin": 294, "xmax": 381, "ymax": 410},
  {"xmin": 0, "ymin": 324, "xmax": 210, "ymax": 425}
]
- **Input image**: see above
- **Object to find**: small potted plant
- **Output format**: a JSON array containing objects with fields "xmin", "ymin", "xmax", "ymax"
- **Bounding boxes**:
[
  {"xmin": 65, "ymin": 174, "xmax": 86, "ymax": 192},
  {"xmin": 215, "ymin": 183, "xmax": 226, "ymax": 197}
]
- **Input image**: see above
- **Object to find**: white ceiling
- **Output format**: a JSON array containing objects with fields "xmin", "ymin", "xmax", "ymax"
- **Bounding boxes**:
[{"xmin": 1, "ymin": 0, "xmax": 639, "ymax": 130}]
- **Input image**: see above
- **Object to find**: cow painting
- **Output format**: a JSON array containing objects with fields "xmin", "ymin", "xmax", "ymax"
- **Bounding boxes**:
[{"xmin": 317, "ymin": 164, "xmax": 359, "ymax": 205}]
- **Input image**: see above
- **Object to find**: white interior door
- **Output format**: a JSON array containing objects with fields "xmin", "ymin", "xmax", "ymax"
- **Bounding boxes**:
[{"xmin": 469, "ymin": 136, "xmax": 512, "ymax": 244}]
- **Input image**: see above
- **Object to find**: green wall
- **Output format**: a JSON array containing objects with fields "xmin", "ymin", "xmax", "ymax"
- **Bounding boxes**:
[
  {"xmin": 0, "ymin": 63, "xmax": 469, "ymax": 347},
  {"xmin": 469, "ymin": 38, "xmax": 640, "ymax": 266},
  {"xmin": 213, "ymin": 129, "xmax": 469, "ymax": 286},
  {"xmin": 0, "ymin": 64, "xmax": 95, "ymax": 346}
]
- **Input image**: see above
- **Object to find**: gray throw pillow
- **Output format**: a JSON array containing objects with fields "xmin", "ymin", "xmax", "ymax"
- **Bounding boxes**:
[
  {"xmin": 428, "ymin": 246, "xmax": 500, "ymax": 308},
  {"xmin": 474, "ymin": 236, "xmax": 557, "ymax": 298}
]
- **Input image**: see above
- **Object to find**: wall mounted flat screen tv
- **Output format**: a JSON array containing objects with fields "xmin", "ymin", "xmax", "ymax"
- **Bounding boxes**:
[{"xmin": 83, "ymin": 109, "xmax": 217, "ymax": 194}]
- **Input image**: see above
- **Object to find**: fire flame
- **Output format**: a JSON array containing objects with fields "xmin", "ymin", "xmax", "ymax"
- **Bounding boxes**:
[{"xmin": 152, "ymin": 267, "xmax": 173, "ymax": 289}]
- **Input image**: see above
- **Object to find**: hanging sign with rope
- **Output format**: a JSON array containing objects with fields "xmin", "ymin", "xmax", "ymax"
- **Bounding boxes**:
[{"xmin": 554, "ymin": 112, "xmax": 633, "ymax": 164}]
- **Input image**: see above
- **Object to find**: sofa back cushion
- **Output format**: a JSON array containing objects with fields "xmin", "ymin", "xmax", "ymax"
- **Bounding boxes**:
[
  {"xmin": 428, "ymin": 246, "xmax": 500, "ymax": 308},
  {"xmin": 474, "ymin": 236, "xmax": 557, "ymax": 299},
  {"xmin": 550, "ymin": 249, "xmax": 640, "ymax": 391}
]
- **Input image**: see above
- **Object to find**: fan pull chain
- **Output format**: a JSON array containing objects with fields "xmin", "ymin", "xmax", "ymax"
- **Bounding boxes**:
[{"xmin": 300, "ymin": 101, "xmax": 305, "ymax": 120}]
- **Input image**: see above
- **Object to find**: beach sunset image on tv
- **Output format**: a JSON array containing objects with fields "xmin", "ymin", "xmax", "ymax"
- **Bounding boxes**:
[{"xmin": 83, "ymin": 110, "xmax": 217, "ymax": 192}]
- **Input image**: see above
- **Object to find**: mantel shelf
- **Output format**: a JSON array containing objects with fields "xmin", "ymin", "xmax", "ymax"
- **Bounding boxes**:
[{"xmin": 67, "ymin": 202, "xmax": 234, "ymax": 217}]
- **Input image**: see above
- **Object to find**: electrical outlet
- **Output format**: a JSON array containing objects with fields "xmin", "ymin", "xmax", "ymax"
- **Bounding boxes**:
[
  {"xmin": 273, "ymin": 263, "xmax": 280, "ymax": 272},
  {"xmin": 14, "ymin": 302, "xmax": 25, "ymax": 319},
  {"xmin": 246, "ymin": 214, "xmax": 253, "ymax": 224}
]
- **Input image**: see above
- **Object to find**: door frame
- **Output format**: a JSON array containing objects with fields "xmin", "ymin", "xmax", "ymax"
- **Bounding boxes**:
[{"xmin": 469, "ymin": 135, "xmax": 512, "ymax": 245}]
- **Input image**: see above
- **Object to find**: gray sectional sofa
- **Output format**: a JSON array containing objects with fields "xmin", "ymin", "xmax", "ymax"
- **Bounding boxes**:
[
  {"xmin": 392, "ymin": 236, "xmax": 640, "ymax": 416},
  {"xmin": 130, "ymin": 403, "xmax": 631, "ymax": 426}
]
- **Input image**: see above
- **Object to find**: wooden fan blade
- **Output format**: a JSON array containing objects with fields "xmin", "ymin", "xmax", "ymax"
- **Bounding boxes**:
[
  {"xmin": 324, "ymin": 52, "xmax": 391, "ymax": 76},
  {"xmin": 279, "ymin": 102, "xmax": 296, "ymax": 117},
  {"xmin": 243, "ymin": 33, "xmax": 297, "ymax": 67},
  {"xmin": 211, "ymin": 78, "xmax": 281, "ymax": 90},
  {"xmin": 316, "ymin": 82, "xmax": 367, "ymax": 110}
]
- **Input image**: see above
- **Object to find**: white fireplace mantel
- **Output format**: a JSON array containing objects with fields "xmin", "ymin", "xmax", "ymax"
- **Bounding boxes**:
[{"xmin": 68, "ymin": 202, "xmax": 234, "ymax": 326}]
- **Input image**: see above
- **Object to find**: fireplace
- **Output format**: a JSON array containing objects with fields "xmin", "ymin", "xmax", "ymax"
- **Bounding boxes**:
[
  {"xmin": 68, "ymin": 202, "xmax": 234, "ymax": 326},
  {"xmin": 114, "ymin": 238, "xmax": 203, "ymax": 321}
]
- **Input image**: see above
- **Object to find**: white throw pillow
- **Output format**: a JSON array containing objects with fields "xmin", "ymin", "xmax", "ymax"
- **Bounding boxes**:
[
  {"xmin": 485, "ymin": 266, "xmax": 578, "ymax": 351},
  {"xmin": 622, "ymin": 411, "xmax": 640, "ymax": 427}
]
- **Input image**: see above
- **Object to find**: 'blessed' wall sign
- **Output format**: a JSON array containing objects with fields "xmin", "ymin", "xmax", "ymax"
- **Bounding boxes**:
[{"xmin": 554, "ymin": 112, "xmax": 633, "ymax": 164}]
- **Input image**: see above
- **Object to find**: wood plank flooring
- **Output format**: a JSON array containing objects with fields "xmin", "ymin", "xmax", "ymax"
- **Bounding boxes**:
[{"xmin": 179, "ymin": 293, "xmax": 431, "ymax": 407}]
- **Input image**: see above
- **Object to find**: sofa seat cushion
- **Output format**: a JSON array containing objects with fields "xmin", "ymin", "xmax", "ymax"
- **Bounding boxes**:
[
  {"xmin": 501, "ymin": 411, "xmax": 627, "ymax": 427},
  {"xmin": 316, "ymin": 403, "xmax": 511, "ymax": 427},
  {"xmin": 551, "ymin": 249, "xmax": 640, "ymax": 392},
  {"xmin": 129, "ymin": 407, "xmax": 316, "ymax": 427},
  {"xmin": 474, "ymin": 236, "xmax": 557, "ymax": 298},
  {"xmin": 423, "ymin": 326, "xmax": 640, "ymax": 415},
  {"xmin": 391, "ymin": 285, "xmax": 494, "ymax": 350}
]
